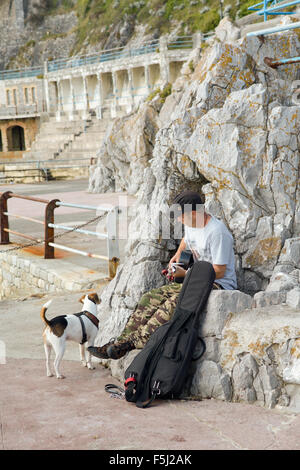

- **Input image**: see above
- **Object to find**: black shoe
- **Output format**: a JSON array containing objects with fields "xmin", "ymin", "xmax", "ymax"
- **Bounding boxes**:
[
  {"xmin": 88, "ymin": 344, "xmax": 111, "ymax": 359},
  {"xmin": 107, "ymin": 340, "xmax": 135, "ymax": 360}
]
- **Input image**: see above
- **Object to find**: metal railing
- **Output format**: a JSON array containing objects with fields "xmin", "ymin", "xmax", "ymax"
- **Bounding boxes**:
[
  {"xmin": 0, "ymin": 33, "xmax": 218, "ymax": 82},
  {"xmin": 0, "ymin": 66, "xmax": 43, "ymax": 81},
  {"xmin": 247, "ymin": 19, "xmax": 300, "ymax": 35},
  {"xmin": 247, "ymin": 0, "xmax": 300, "ymax": 37},
  {"xmin": 47, "ymin": 40, "xmax": 160, "ymax": 73},
  {"xmin": 167, "ymin": 36, "xmax": 194, "ymax": 50},
  {"xmin": 0, "ymin": 191, "xmax": 120, "ymax": 278},
  {"xmin": 248, "ymin": 0, "xmax": 300, "ymax": 21},
  {"xmin": 264, "ymin": 55, "xmax": 300, "ymax": 67},
  {"xmin": 0, "ymin": 158, "xmax": 92, "ymax": 182},
  {"xmin": 0, "ymin": 36, "xmax": 193, "ymax": 81}
]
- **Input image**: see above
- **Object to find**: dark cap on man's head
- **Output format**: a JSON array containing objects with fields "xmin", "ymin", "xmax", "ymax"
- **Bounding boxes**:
[{"xmin": 172, "ymin": 190, "xmax": 205, "ymax": 213}]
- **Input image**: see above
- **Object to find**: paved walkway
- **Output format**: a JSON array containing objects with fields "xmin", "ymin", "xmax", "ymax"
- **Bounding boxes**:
[
  {"xmin": 1, "ymin": 180, "xmax": 300, "ymax": 451},
  {"xmin": 1, "ymin": 292, "xmax": 300, "ymax": 451},
  {"xmin": 0, "ymin": 179, "xmax": 136, "ymax": 273}
]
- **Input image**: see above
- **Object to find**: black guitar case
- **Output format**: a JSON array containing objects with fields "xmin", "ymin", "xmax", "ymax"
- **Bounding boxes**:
[{"xmin": 124, "ymin": 260, "xmax": 215, "ymax": 408}]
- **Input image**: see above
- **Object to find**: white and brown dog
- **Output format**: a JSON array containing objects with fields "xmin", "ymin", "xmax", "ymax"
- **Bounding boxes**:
[{"xmin": 41, "ymin": 293, "xmax": 100, "ymax": 379}]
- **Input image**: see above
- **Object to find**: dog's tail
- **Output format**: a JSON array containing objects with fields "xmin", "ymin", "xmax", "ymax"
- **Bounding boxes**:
[{"xmin": 40, "ymin": 300, "xmax": 52, "ymax": 326}]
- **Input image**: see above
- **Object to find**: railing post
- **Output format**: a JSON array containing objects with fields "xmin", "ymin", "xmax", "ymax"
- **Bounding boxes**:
[
  {"xmin": 193, "ymin": 32, "xmax": 203, "ymax": 49},
  {"xmin": 37, "ymin": 161, "xmax": 40, "ymax": 182},
  {"xmin": 82, "ymin": 74, "xmax": 89, "ymax": 119},
  {"xmin": 106, "ymin": 206, "xmax": 120, "ymax": 279},
  {"xmin": 0, "ymin": 191, "xmax": 11, "ymax": 245},
  {"xmin": 44, "ymin": 61, "xmax": 50, "ymax": 114},
  {"xmin": 159, "ymin": 36, "xmax": 169, "ymax": 84},
  {"xmin": 44, "ymin": 198, "xmax": 60, "ymax": 259},
  {"xmin": 264, "ymin": 0, "xmax": 268, "ymax": 21}
]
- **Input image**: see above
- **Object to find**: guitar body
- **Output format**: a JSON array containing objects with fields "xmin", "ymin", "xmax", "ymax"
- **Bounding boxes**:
[
  {"xmin": 178, "ymin": 250, "xmax": 194, "ymax": 270},
  {"xmin": 161, "ymin": 250, "xmax": 194, "ymax": 283}
]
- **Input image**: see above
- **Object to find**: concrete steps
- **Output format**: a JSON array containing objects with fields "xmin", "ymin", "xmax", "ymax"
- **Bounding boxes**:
[
  {"xmin": 54, "ymin": 117, "xmax": 109, "ymax": 160},
  {"xmin": 32, "ymin": 135, "xmax": 72, "ymax": 143},
  {"xmin": 68, "ymin": 131, "xmax": 107, "ymax": 151},
  {"xmin": 31, "ymin": 142, "xmax": 70, "ymax": 152},
  {"xmin": 57, "ymin": 150, "xmax": 95, "ymax": 159},
  {"xmin": 69, "ymin": 141, "xmax": 104, "ymax": 151},
  {"xmin": 24, "ymin": 114, "xmax": 109, "ymax": 161},
  {"xmin": 24, "ymin": 150, "xmax": 56, "ymax": 160}
]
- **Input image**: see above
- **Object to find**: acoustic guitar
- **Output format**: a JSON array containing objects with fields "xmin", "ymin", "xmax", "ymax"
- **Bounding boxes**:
[{"xmin": 162, "ymin": 250, "xmax": 194, "ymax": 283}]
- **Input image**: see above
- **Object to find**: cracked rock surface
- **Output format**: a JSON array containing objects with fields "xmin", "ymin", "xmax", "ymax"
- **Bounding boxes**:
[{"xmin": 91, "ymin": 18, "xmax": 300, "ymax": 411}]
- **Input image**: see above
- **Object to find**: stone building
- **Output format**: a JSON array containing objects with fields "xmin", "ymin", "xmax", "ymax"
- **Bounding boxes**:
[
  {"xmin": 0, "ymin": 72, "xmax": 44, "ymax": 158},
  {"xmin": 44, "ymin": 36, "xmax": 193, "ymax": 121},
  {"xmin": 0, "ymin": 34, "xmax": 202, "ymax": 160}
]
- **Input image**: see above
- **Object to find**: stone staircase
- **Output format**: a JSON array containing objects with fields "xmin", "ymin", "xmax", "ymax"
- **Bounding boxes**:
[
  {"xmin": 23, "ymin": 113, "xmax": 109, "ymax": 162},
  {"xmin": 57, "ymin": 118, "xmax": 108, "ymax": 161}
]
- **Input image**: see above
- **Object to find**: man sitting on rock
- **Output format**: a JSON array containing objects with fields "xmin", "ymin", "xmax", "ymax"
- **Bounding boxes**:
[{"xmin": 88, "ymin": 190, "xmax": 237, "ymax": 360}]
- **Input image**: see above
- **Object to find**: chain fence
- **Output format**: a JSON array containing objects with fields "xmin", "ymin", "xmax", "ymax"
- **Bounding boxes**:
[{"xmin": 0, "ymin": 212, "xmax": 107, "ymax": 254}]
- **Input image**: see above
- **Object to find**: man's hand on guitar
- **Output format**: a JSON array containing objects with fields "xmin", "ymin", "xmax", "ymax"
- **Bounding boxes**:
[
  {"xmin": 172, "ymin": 266, "xmax": 187, "ymax": 279},
  {"xmin": 164, "ymin": 247, "xmax": 192, "ymax": 282},
  {"xmin": 168, "ymin": 253, "xmax": 181, "ymax": 268}
]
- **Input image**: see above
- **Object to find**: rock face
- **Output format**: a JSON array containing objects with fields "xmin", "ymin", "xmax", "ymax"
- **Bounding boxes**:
[
  {"xmin": 216, "ymin": 299, "xmax": 300, "ymax": 410},
  {"xmin": 92, "ymin": 19, "xmax": 300, "ymax": 411},
  {"xmin": 103, "ymin": 290, "xmax": 300, "ymax": 411},
  {"xmin": 0, "ymin": 1, "xmax": 78, "ymax": 69},
  {"xmin": 88, "ymin": 103, "xmax": 161, "ymax": 194}
]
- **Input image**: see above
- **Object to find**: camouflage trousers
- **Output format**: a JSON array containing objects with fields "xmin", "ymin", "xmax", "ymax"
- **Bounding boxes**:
[{"xmin": 117, "ymin": 283, "xmax": 182, "ymax": 349}]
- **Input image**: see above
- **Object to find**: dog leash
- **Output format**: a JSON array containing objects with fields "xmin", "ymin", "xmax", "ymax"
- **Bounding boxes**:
[{"xmin": 105, "ymin": 384, "xmax": 125, "ymax": 400}]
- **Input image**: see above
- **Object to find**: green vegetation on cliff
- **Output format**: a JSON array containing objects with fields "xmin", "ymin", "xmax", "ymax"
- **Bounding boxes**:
[
  {"xmin": 73, "ymin": 0, "xmax": 244, "ymax": 51},
  {"xmin": 9, "ymin": 0, "xmax": 262, "ymax": 65},
  {"xmin": 23, "ymin": 0, "xmax": 300, "ymax": 58}
]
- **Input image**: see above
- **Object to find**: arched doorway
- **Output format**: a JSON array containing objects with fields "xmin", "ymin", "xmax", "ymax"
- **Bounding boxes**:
[{"xmin": 7, "ymin": 125, "xmax": 25, "ymax": 151}]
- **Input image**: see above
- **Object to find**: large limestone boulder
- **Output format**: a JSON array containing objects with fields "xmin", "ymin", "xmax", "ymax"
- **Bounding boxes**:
[
  {"xmin": 104, "ymin": 289, "xmax": 300, "ymax": 412},
  {"xmin": 91, "ymin": 20, "xmax": 300, "ymax": 410},
  {"xmin": 215, "ymin": 16, "xmax": 241, "ymax": 43},
  {"xmin": 89, "ymin": 102, "xmax": 160, "ymax": 194},
  {"xmin": 92, "ymin": 27, "xmax": 300, "ymax": 293},
  {"xmin": 217, "ymin": 302, "xmax": 300, "ymax": 410}
]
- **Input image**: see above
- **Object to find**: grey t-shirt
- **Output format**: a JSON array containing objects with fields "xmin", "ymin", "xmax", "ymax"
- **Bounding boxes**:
[{"xmin": 184, "ymin": 215, "xmax": 237, "ymax": 290}]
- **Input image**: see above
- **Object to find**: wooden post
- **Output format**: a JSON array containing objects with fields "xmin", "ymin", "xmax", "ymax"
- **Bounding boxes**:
[
  {"xmin": 0, "ymin": 191, "xmax": 12, "ymax": 245},
  {"xmin": 44, "ymin": 199, "xmax": 60, "ymax": 259}
]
